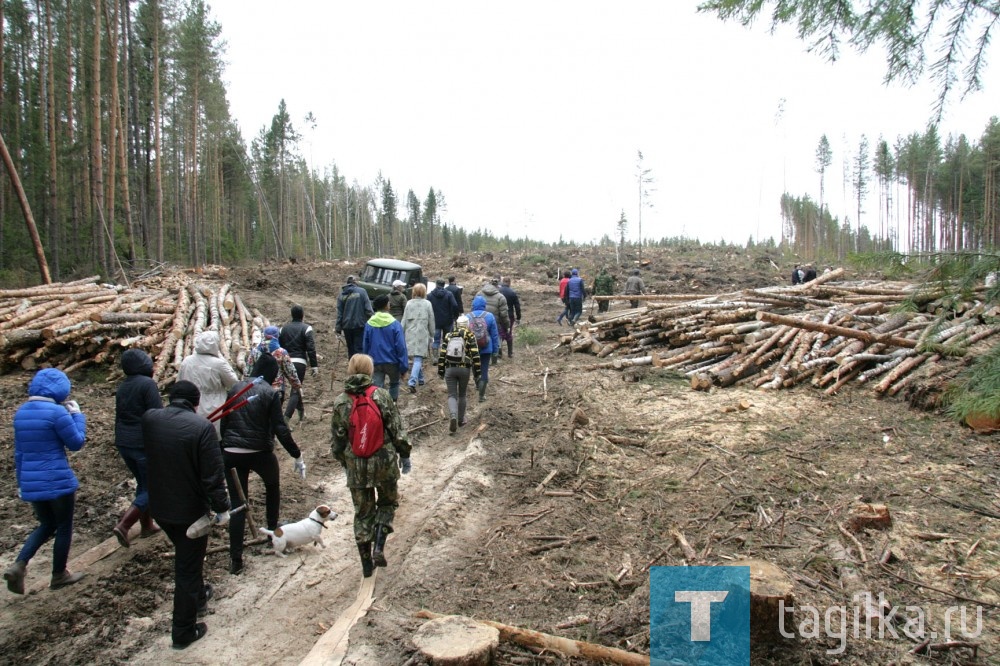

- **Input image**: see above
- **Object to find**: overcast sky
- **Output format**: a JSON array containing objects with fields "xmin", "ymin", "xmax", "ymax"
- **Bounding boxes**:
[{"xmin": 208, "ymin": 1, "xmax": 998, "ymax": 246}]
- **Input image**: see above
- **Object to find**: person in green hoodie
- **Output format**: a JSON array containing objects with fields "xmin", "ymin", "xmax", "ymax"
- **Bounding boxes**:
[{"xmin": 362, "ymin": 295, "xmax": 410, "ymax": 402}]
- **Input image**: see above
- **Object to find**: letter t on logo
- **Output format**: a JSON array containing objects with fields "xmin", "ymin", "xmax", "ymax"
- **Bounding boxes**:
[{"xmin": 675, "ymin": 590, "xmax": 729, "ymax": 641}]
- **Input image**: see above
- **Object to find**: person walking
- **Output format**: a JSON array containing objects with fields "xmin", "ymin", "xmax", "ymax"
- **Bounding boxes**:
[
  {"xmin": 220, "ymin": 358, "xmax": 305, "ymax": 575},
  {"xmin": 143, "ymin": 381, "xmax": 229, "ymax": 649},
  {"xmin": 363, "ymin": 295, "xmax": 410, "ymax": 402},
  {"xmin": 437, "ymin": 316, "xmax": 482, "ymax": 434},
  {"xmin": 388, "ymin": 280, "xmax": 408, "ymax": 322},
  {"xmin": 336, "ymin": 275, "xmax": 374, "ymax": 360},
  {"xmin": 566, "ymin": 269, "xmax": 586, "ymax": 324},
  {"xmin": 178, "ymin": 330, "xmax": 239, "ymax": 434},
  {"xmin": 330, "ymin": 354, "xmax": 412, "ymax": 578},
  {"xmin": 475, "ymin": 278, "xmax": 510, "ymax": 362},
  {"xmin": 468, "ymin": 295, "xmax": 501, "ymax": 402},
  {"xmin": 245, "ymin": 326, "xmax": 301, "ymax": 406},
  {"xmin": 401, "ymin": 283, "xmax": 435, "ymax": 394},
  {"xmin": 112, "ymin": 349, "xmax": 163, "ymax": 548},
  {"xmin": 428, "ymin": 278, "xmax": 459, "ymax": 355},
  {"xmin": 445, "ymin": 276, "xmax": 465, "ymax": 313},
  {"xmin": 4, "ymin": 368, "xmax": 88, "ymax": 595},
  {"xmin": 555, "ymin": 270, "xmax": 571, "ymax": 325},
  {"xmin": 592, "ymin": 267, "xmax": 615, "ymax": 314},
  {"xmin": 498, "ymin": 277, "xmax": 521, "ymax": 359},
  {"xmin": 624, "ymin": 268, "xmax": 646, "ymax": 309},
  {"xmin": 279, "ymin": 305, "xmax": 319, "ymax": 424}
]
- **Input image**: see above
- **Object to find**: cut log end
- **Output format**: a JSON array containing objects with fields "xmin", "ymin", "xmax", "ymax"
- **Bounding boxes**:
[
  {"xmin": 413, "ymin": 615, "xmax": 499, "ymax": 666},
  {"xmin": 723, "ymin": 559, "xmax": 795, "ymax": 642},
  {"xmin": 846, "ymin": 503, "xmax": 892, "ymax": 532}
]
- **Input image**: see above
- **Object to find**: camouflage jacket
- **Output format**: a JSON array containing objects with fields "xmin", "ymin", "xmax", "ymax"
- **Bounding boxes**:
[
  {"xmin": 330, "ymin": 374, "xmax": 412, "ymax": 488},
  {"xmin": 593, "ymin": 272, "xmax": 615, "ymax": 295}
]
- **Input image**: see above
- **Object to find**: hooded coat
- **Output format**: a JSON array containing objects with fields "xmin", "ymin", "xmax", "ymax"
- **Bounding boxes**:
[
  {"xmin": 13, "ymin": 368, "xmax": 87, "ymax": 502},
  {"xmin": 475, "ymin": 283, "xmax": 510, "ymax": 330},
  {"xmin": 428, "ymin": 286, "xmax": 459, "ymax": 331},
  {"xmin": 401, "ymin": 296, "xmax": 435, "ymax": 358},
  {"xmin": 115, "ymin": 349, "xmax": 163, "ymax": 450},
  {"xmin": 469, "ymin": 296, "xmax": 501, "ymax": 355},
  {"xmin": 363, "ymin": 312, "xmax": 409, "ymax": 373},
  {"xmin": 336, "ymin": 283, "xmax": 374, "ymax": 332},
  {"xmin": 177, "ymin": 331, "xmax": 240, "ymax": 423}
]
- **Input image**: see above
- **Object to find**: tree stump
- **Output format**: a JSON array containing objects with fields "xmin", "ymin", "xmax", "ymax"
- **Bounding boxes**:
[
  {"xmin": 846, "ymin": 503, "xmax": 892, "ymax": 532},
  {"xmin": 413, "ymin": 615, "xmax": 499, "ymax": 666},
  {"xmin": 723, "ymin": 559, "xmax": 794, "ymax": 642}
]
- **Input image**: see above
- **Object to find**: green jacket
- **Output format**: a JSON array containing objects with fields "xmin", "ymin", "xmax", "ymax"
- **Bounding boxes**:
[
  {"xmin": 593, "ymin": 272, "xmax": 615, "ymax": 295},
  {"xmin": 330, "ymin": 374, "xmax": 411, "ymax": 488}
]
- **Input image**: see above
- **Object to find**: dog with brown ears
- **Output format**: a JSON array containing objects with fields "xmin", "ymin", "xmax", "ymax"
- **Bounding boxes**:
[{"xmin": 259, "ymin": 505, "xmax": 336, "ymax": 557}]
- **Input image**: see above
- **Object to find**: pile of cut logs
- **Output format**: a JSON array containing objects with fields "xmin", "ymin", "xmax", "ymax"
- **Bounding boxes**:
[
  {"xmin": 0, "ymin": 272, "xmax": 271, "ymax": 386},
  {"xmin": 571, "ymin": 268, "xmax": 999, "ymax": 399}
]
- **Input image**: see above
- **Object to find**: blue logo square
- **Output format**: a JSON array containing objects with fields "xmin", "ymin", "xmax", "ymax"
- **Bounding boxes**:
[{"xmin": 650, "ymin": 566, "xmax": 750, "ymax": 665}]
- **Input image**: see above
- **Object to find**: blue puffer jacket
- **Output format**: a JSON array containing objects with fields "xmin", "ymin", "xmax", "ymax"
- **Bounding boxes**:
[
  {"xmin": 469, "ymin": 296, "xmax": 501, "ymax": 355},
  {"xmin": 13, "ymin": 368, "xmax": 87, "ymax": 501}
]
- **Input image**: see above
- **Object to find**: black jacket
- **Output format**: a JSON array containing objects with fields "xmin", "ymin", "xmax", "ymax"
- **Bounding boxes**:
[
  {"xmin": 429, "ymin": 287, "xmax": 459, "ymax": 330},
  {"xmin": 143, "ymin": 400, "xmax": 229, "ymax": 525},
  {"xmin": 219, "ymin": 380, "xmax": 300, "ymax": 458},
  {"xmin": 279, "ymin": 320, "xmax": 318, "ymax": 368},
  {"xmin": 115, "ymin": 349, "xmax": 163, "ymax": 450},
  {"xmin": 499, "ymin": 285, "xmax": 521, "ymax": 322},
  {"xmin": 445, "ymin": 284, "xmax": 464, "ymax": 313}
]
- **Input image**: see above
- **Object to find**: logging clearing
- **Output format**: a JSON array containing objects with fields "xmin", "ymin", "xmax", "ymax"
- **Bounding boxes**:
[{"xmin": 0, "ymin": 249, "xmax": 997, "ymax": 665}]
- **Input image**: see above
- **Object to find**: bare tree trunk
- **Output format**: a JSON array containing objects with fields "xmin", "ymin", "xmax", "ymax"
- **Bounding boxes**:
[
  {"xmin": 0, "ymin": 132, "xmax": 52, "ymax": 284},
  {"xmin": 152, "ymin": 0, "xmax": 164, "ymax": 263},
  {"xmin": 43, "ymin": 0, "xmax": 59, "ymax": 278},
  {"xmin": 92, "ymin": 0, "xmax": 108, "ymax": 276}
]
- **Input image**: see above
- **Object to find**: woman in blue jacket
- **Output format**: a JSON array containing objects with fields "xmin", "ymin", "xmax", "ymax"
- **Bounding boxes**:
[
  {"xmin": 4, "ymin": 368, "xmax": 88, "ymax": 594},
  {"xmin": 469, "ymin": 295, "xmax": 500, "ymax": 402}
]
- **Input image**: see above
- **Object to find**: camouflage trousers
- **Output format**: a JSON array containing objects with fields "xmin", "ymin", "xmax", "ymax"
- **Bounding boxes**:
[{"xmin": 350, "ymin": 483, "xmax": 398, "ymax": 543}]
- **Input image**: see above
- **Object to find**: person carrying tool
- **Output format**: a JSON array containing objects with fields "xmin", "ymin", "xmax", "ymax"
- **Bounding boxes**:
[
  {"xmin": 336, "ymin": 275, "xmax": 374, "ymax": 360},
  {"xmin": 219, "ymin": 353, "xmax": 304, "ymax": 575},
  {"xmin": 279, "ymin": 305, "xmax": 319, "ymax": 425},
  {"xmin": 592, "ymin": 267, "xmax": 615, "ymax": 314},
  {"xmin": 330, "ymin": 354, "xmax": 411, "ymax": 578},
  {"xmin": 143, "ymin": 381, "xmax": 229, "ymax": 649},
  {"xmin": 112, "ymin": 349, "xmax": 163, "ymax": 548}
]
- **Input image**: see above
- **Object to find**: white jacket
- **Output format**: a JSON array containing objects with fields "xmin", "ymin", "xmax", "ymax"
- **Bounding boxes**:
[
  {"xmin": 177, "ymin": 331, "xmax": 239, "ymax": 427},
  {"xmin": 401, "ymin": 297, "xmax": 435, "ymax": 358}
]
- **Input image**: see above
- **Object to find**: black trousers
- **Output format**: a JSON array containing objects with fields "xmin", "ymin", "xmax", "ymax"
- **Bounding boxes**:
[
  {"xmin": 344, "ymin": 327, "xmax": 365, "ymax": 360},
  {"xmin": 224, "ymin": 450, "xmax": 281, "ymax": 560},
  {"xmin": 161, "ymin": 521, "xmax": 210, "ymax": 644},
  {"xmin": 283, "ymin": 362, "xmax": 307, "ymax": 420}
]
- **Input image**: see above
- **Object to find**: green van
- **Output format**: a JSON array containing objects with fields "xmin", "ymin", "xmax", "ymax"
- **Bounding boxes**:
[{"xmin": 356, "ymin": 258, "xmax": 426, "ymax": 300}]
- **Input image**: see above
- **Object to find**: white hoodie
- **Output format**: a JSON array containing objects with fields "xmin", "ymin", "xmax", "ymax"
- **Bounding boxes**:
[{"xmin": 177, "ymin": 331, "xmax": 239, "ymax": 431}]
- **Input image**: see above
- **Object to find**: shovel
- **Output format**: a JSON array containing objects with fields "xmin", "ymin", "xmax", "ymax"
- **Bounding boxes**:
[{"xmin": 186, "ymin": 505, "xmax": 245, "ymax": 539}]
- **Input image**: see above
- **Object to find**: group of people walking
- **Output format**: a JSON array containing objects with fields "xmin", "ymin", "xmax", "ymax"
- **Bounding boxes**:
[{"xmin": 557, "ymin": 266, "xmax": 646, "ymax": 322}]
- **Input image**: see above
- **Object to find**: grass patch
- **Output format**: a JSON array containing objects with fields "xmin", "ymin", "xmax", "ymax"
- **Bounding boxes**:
[{"xmin": 516, "ymin": 325, "xmax": 544, "ymax": 346}]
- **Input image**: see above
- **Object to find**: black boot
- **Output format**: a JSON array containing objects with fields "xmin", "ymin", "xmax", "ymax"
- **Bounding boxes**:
[
  {"xmin": 357, "ymin": 542, "xmax": 374, "ymax": 578},
  {"xmin": 372, "ymin": 525, "xmax": 388, "ymax": 568}
]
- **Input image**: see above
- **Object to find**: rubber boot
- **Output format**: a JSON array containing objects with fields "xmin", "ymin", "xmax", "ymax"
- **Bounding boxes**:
[
  {"xmin": 372, "ymin": 525, "xmax": 388, "ymax": 568},
  {"xmin": 4, "ymin": 561, "xmax": 26, "ymax": 595},
  {"xmin": 113, "ymin": 505, "xmax": 142, "ymax": 548},
  {"xmin": 358, "ymin": 542, "xmax": 374, "ymax": 578},
  {"xmin": 478, "ymin": 378, "xmax": 488, "ymax": 403},
  {"xmin": 138, "ymin": 510, "xmax": 161, "ymax": 539},
  {"xmin": 50, "ymin": 570, "xmax": 85, "ymax": 590}
]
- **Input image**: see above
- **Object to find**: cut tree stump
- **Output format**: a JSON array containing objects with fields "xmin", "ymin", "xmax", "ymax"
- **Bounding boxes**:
[
  {"xmin": 846, "ymin": 503, "xmax": 892, "ymax": 532},
  {"xmin": 723, "ymin": 559, "xmax": 794, "ymax": 642},
  {"xmin": 413, "ymin": 615, "xmax": 499, "ymax": 666}
]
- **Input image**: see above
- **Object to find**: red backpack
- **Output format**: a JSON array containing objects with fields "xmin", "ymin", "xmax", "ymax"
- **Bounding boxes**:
[
  {"xmin": 349, "ymin": 385, "xmax": 384, "ymax": 458},
  {"xmin": 468, "ymin": 313, "xmax": 489, "ymax": 349}
]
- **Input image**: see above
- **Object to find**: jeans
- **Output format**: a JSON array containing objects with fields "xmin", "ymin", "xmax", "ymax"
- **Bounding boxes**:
[
  {"xmin": 568, "ymin": 297, "xmax": 583, "ymax": 323},
  {"xmin": 372, "ymin": 363, "xmax": 401, "ymax": 401},
  {"xmin": 224, "ymin": 450, "xmax": 281, "ymax": 561},
  {"xmin": 408, "ymin": 356, "xmax": 426, "ymax": 387},
  {"xmin": 117, "ymin": 446, "xmax": 150, "ymax": 510},
  {"xmin": 283, "ymin": 362, "xmax": 307, "ymax": 420},
  {"xmin": 343, "ymin": 327, "xmax": 365, "ymax": 360},
  {"xmin": 445, "ymin": 366, "xmax": 471, "ymax": 423},
  {"xmin": 556, "ymin": 298, "xmax": 569, "ymax": 323},
  {"xmin": 433, "ymin": 328, "xmax": 447, "ymax": 352},
  {"xmin": 479, "ymin": 352, "xmax": 492, "ymax": 387},
  {"xmin": 161, "ymin": 521, "xmax": 210, "ymax": 645},
  {"xmin": 17, "ymin": 491, "xmax": 76, "ymax": 574}
]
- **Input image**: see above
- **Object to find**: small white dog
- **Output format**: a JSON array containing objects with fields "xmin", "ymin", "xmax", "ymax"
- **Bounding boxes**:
[{"xmin": 259, "ymin": 505, "xmax": 336, "ymax": 557}]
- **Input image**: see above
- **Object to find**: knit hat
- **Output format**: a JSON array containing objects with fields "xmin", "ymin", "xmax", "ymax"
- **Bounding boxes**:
[
  {"xmin": 169, "ymin": 380, "xmax": 201, "ymax": 407},
  {"xmin": 571, "ymin": 269, "xmax": 579, "ymax": 276},
  {"xmin": 264, "ymin": 325, "xmax": 279, "ymax": 338},
  {"xmin": 456, "ymin": 315, "xmax": 470, "ymax": 328}
]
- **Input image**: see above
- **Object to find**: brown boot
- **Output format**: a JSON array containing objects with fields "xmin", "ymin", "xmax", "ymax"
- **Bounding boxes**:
[
  {"xmin": 138, "ymin": 510, "xmax": 161, "ymax": 539},
  {"xmin": 50, "ymin": 570, "xmax": 85, "ymax": 590},
  {"xmin": 113, "ymin": 505, "xmax": 142, "ymax": 548},
  {"xmin": 4, "ymin": 561, "xmax": 26, "ymax": 595}
]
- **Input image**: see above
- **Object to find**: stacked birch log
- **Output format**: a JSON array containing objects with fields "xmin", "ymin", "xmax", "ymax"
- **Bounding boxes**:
[
  {"xmin": 570, "ymin": 268, "xmax": 1000, "ymax": 399},
  {"xmin": 0, "ymin": 272, "xmax": 271, "ymax": 386}
]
